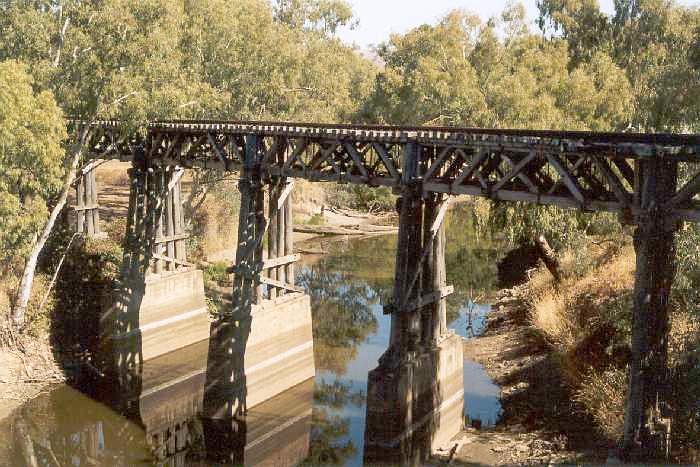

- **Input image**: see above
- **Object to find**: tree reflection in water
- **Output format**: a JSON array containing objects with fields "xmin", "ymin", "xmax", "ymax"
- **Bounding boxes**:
[
  {"xmin": 296, "ymin": 264, "xmax": 384, "ymax": 374},
  {"xmin": 296, "ymin": 203, "xmax": 504, "ymax": 464},
  {"xmin": 302, "ymin": 380, "xmax": 366, "ymax": 466}
]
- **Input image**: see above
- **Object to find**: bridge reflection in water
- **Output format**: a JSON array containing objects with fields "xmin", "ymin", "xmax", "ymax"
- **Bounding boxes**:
[
  {"xmin": 2, "ymin": 338, "xmax": 315, "ymax": 466},
  {"xmin": 3, "ymin": 205, "xmax": 505, "ymax": 466}
]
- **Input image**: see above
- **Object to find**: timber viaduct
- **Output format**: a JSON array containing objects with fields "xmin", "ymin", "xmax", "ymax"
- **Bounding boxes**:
[{"xmin": 71, "ymin": 119, "xmax": 698, "ymax": 462}]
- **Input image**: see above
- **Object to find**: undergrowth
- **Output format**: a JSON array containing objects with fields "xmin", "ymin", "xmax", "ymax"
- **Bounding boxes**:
[{"xmin": 520, "ymin": 235, "xmax": 700, "ymax": 461}]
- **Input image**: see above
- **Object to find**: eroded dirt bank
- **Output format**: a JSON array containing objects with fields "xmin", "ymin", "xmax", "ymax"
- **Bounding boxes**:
[{"xmin": 438, "ymin": 287, "xmax": 612, "ymax": 466}]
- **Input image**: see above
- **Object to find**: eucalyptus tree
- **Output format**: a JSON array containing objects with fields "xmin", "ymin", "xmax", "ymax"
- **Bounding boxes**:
[
  {"xmin": 538, "ymin": 0, "xmax": 700, "ymax": 131},
  {"xmin": 273, "ymin": 0, "xmax": 356, "ymax": 36},
  {"xmin": 363, "ymin": 6, "xmax": 632, "ymax": 246},
  {"xmin": 0, "ymin": 0, "xmax": 222, "ymax": 327},
  {"xmin": 183, "ymin": 0, "xmax": 374, "ymax": 123},
  {"xmin": 0, "ymin": 60, "xmax": 66, "ymax": 276}
]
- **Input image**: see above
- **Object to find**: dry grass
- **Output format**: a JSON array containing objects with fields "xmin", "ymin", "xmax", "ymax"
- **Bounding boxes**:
[
  {"xmin": 526, "ymin": 244, "xmax": 636, "ymax": 352},
  {"xmin": 0, "ymin": 274, "xmax": 64, "ymax": 414},
  {"xmin": 294, "ymin": 179, "xmax": 326, "ymax": 217},
  {"xmin": 525, "ymin": 241, "xmax": 699, "ymax": 446},
  {"xmin": 574, "ymin": 368, "xmax": 627, "ymax": 440},
  {"xmin": 523, "ymin": 243, "xmax": 635, "ymax": 440},
  {"xmin": 669, "ymin": 310, "xmax": 700, "ymax": 366},
  {"xmin": 192, "ymin": 180, "xmax": 240, "ymax": 260}
]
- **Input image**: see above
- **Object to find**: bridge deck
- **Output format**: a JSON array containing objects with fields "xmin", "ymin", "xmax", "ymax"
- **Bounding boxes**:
[{"xmin": 80, "ymin": 120, "xmax": 700, "ymax": 221}]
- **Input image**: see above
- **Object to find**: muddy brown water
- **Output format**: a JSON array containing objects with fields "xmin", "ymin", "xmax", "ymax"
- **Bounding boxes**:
[{"xmin": 0, "ymin": 205, "xmax": 503, "ymax": 466}]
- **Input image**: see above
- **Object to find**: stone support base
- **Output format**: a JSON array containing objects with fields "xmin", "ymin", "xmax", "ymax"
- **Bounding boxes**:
[{"xmin": 364, "ymin": 331, "xmax": 464, "ymax": 465}]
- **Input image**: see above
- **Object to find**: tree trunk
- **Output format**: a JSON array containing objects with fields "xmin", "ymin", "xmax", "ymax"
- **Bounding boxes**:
[{"xmin": 11, "ymin": 129, "xmax": 88, "ymax": 329}]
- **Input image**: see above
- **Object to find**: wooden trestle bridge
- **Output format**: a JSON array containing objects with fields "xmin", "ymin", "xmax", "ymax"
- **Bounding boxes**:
[{"xmin": 75, "ymin": 120, "xmax": 698, "ymax": 461}]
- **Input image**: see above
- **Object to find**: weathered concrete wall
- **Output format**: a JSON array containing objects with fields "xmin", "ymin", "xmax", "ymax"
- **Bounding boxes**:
[
  {"xmin": 204, "ymin": 293, "xmax": 316, "ymax": 419},
  {"xmin": 102, "ymin": 269, "xmax": 210, "ymax": 363},
  {"xmin": 364, "ymin": 331, "xmax": 464, "ymax": 465}
]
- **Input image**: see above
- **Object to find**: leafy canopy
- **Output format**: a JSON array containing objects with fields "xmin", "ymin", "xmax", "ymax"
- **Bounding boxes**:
[{"xmin": 0, "ymin": 60, "xmax": 65, "ymax": 271}]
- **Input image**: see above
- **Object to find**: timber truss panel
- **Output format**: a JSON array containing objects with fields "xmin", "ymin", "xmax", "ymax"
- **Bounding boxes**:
[{"xmin": 81, "ymin": 121, "xmax": 700, "ymax": 221}]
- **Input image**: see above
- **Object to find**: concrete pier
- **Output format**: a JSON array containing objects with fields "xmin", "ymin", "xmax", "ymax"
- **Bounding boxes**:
[
  {"xmin": 101, "ymin": 268, "xmax": 210, "ymax": 362},
  {"xmin": 203, "ymin": 292, "xmax": 315, "ymax": 419},
  {"xmin": 364, "ymin": 331, "xmax": 464, "ymax": 465}
]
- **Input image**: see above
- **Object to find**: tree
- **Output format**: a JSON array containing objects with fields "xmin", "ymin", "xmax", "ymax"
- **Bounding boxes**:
[
  {"xmin": 183, "ymin": 0, "xmax": 374, "ymax": 123},
  {"xmin": 363, "ymin": 5, "xmax": 632, "ymax": 248},
  {"xmin": 0, "ymin": 60, "xmax": 66, "ymax": 275},
  {"xmin": 538, "ymin": 0, "xmax": 700, "ymax": 131},
  {"xmin": 0, "ymin": 0, "xmax": 223, "ymax": 327},
  {"xmin": 273, "ymin": 0, "xmax": 356, "ymax": 37},
  {"xmin": 362, "ymin": 10, "xmax": 490, "ymax": 126}
]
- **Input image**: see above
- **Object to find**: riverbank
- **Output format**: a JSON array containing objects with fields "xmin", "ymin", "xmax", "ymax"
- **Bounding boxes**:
[
  {"xmin": 440, "ymin": 238, "xmax": 700, "ymax": 465},
  {"xmin": 439, "ymin": 242, "xmax": 630, "ymax": 465},
  {"xmin": 442, "ymin": 287, "xmax": 606, "ymax": 465},
  {"xmin": 0, "ymin": 340, "xmax": 64, "ymax": 422}
]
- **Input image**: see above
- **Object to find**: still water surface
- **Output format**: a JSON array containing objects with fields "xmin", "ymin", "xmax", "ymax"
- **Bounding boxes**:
[{"xmin": 1, "ymin": 205, "xmax": 503, "ymax": 466}]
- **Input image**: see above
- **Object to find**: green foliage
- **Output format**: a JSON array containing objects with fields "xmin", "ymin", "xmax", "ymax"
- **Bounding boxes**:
[
  {"xmin": 274, "ymin": 0, "xmax": 356, "ymax": 36},
  {"xmin": 183, "ymin": 0, "xmax": 375, "ymax": 122},
  {"xmin": 203, "ymin": 261, "xmax": 231, "ymax": 284},
  {"xmin": 673, "ymin": 223, "xmax": 700, "ymax": 318},
  {"xmin": 363, "ymin": 8, "xmax": 633, "ymax": 130},
  {"xmin": 538, "ymin": 0, "xmax": 700, "ymax": 131},
  {"xmin": 306, "ymin": 213, "xmax": 325, "ymax": 225},
  {"xmin": 326, "ymin": 184, "xmax": 395, "ymax": 212},
  {"xmin": 0, "ymin": 60, "xmax": 65, "ymax": 273},
  {"xmin": 0, "ymin": 0, "xmax": 224, "ymax": 123}
]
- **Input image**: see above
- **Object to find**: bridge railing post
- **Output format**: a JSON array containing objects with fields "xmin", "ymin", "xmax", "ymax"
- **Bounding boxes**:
[{"xmin": 623, "ymin": 156, "xmax": 679, "ymax": 461}]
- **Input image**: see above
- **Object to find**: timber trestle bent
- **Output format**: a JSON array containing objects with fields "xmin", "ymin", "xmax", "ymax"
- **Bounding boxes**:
[{"xmin": 76, "ymin": 120, "xmax": 699, "ymax": 462}]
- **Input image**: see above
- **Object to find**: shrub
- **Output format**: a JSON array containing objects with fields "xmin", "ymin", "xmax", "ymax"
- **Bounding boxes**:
[
  {"xmin": 575, "ymin": 368, "xmax": 627, "ymax": 440},
  {"xmin": 326, "ymin": 184, "xmax": 395, "ymax": 212}
]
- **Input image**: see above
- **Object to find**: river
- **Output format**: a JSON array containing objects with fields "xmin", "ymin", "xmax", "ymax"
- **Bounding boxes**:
[{"xmin": 0, "ymin": 204, "xmax": 503, "ymax": 466}]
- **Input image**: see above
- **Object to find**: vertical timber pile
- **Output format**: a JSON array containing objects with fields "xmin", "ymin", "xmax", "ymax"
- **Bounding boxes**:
[
  {"xmin": 107, "ymin": 146, "xmax": 151, "ymax": 413},
  {"xmin": 151, "ymin": 167, "xmax": 187, "ymax": 274},
  {"xmin": 623, "ymin": 156, "xmax": 679, "ymax": 460},
  {"xmin": 74, "ymin": 162, "xmax": 101, "ymax": 236},
  {"xmin": 365, "ymin": 142, "xmax": 462, "ymax": 465},
  {"xmin": 205, "ymin": 135, "xmax": 265, "ymax": 417}
]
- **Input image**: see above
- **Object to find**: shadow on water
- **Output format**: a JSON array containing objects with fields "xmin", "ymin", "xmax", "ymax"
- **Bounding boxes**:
[{"xmin": 2, "ymin": 203, "xmax": 504, "ymax": 466}]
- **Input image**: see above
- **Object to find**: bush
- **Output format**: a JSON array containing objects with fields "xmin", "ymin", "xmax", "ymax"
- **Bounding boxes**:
[
  {"xmin": 203, "ymin": 261, "xmax": 231, "ymax": 285},
  {"xmin": 575, "ymin": 368, "xmax": 627, "ymax": 440},
  {"xmin": 326, "ymin": 183, "xmax": 395, "ymax": 212},
  {"xmin": 188, "ymin": 178, "xmax": 240, "ymax": 261}
]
